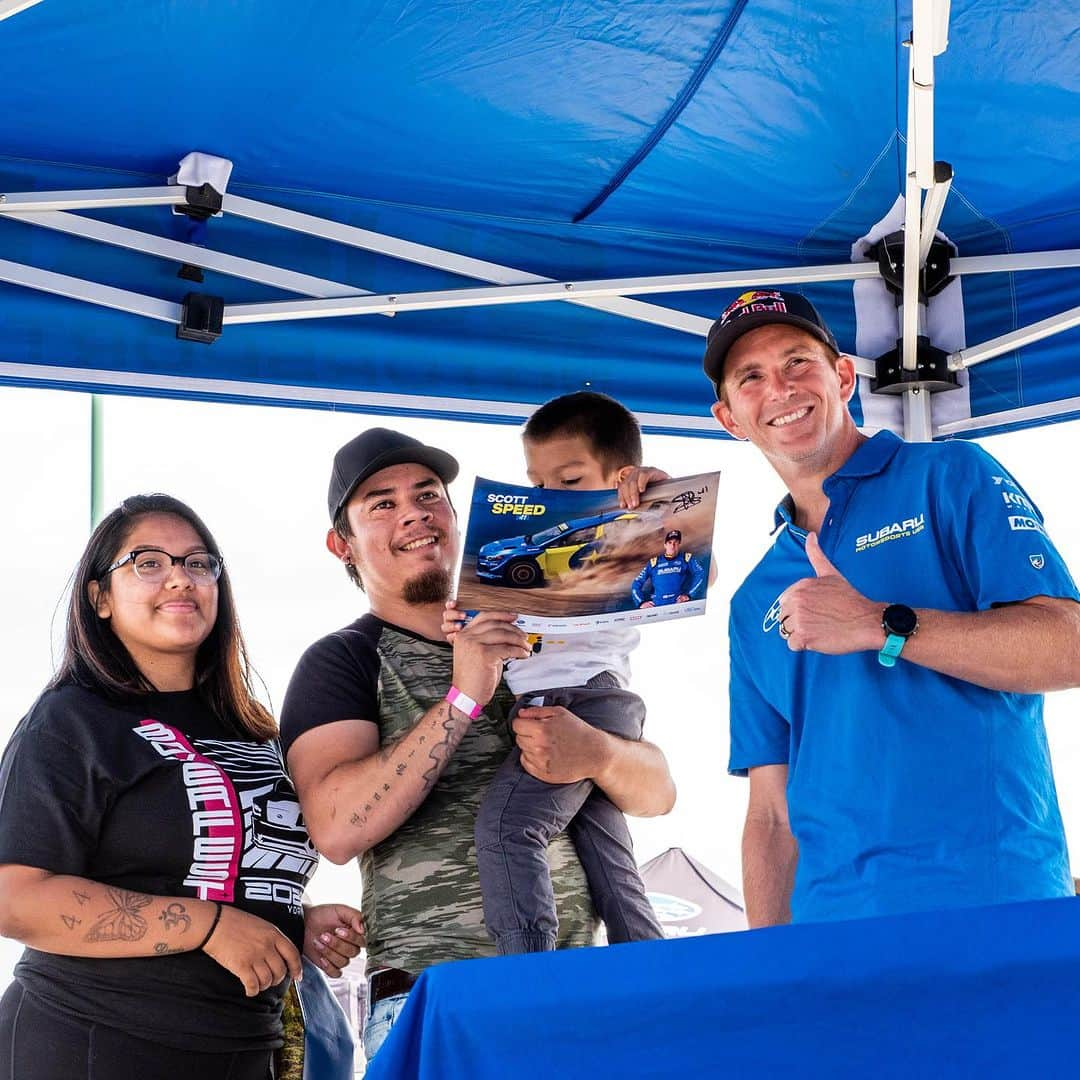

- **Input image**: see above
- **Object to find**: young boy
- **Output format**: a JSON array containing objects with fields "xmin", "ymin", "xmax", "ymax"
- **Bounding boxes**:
[{"xmin": 447, "ymin": 391, "xmax": 665, "ymax": 954}]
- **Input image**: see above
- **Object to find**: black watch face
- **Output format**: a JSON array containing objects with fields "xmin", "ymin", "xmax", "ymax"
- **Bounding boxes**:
[{"xmin": 884, "ymin": 604, "xmax": 918, "ymax": 637}]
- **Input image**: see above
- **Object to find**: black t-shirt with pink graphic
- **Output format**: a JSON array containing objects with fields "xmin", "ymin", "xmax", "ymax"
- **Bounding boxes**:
[{"xmin": 0, "ymin": 684, "xmax": 318, "ymax": 1051}]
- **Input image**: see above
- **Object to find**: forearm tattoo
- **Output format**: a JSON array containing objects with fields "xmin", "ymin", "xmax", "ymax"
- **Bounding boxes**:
[
  {"xmin": 348, "ymin": 704, "xmax": 465, "ymax": 829},
  {"xmin": 420, "ymin": 704, "xmax": 459, "ymax": 786},
  {"xmin": 58, "ymin": 890, "xmax": 193, "ymax": 955},
  {"xmin": 158, "ymin": 902, "xmax": 191, "ymax": 933},
  {"xmin": 84, "ymin": 888, "xmax": 152, "ymax": 943}
]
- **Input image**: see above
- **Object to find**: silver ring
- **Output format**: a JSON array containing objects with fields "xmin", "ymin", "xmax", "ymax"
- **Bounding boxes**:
[{"xmin": 779, "ymin": 617, "xmax": 791, "ymax": 640}]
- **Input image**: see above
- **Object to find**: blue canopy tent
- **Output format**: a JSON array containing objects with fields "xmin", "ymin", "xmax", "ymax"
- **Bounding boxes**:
[
  {"xmin": 0, "ymin": 0, "xmax": 1076, "ymax": 441},
  {"xmin": 2, "ymin": 5, "xmax": 1078, "ymax": 1074}
]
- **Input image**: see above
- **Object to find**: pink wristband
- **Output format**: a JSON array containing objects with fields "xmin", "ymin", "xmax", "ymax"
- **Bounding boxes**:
[{"xmin": 445, "ymin": 687, "xmax": 483, "ymax": 720}]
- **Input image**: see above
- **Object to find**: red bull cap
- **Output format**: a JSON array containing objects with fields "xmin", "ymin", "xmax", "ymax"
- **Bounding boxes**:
[{"xmin": 702, "ymin": 289, "xmax": 839, "ymax": 399}]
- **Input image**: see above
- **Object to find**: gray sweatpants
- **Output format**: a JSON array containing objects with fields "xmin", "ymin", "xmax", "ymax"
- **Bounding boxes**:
[{"xmin": 475, "ymin": 672, "xmax": 664, "ymax": 954}]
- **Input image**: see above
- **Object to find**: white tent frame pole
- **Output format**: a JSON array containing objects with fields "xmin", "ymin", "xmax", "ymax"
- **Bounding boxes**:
[
  {"xmin": 901, "ymin": 39, "xmax": 926, "ymax": 374},
  {"xmin": 900, "ymin": 168, "xmax": 923, "ymax": 374},
  {"xmin": 898, "ymin": 0, "xmax": 950, "ymax": 441},
  {"xmin": 936, "ymin": 393, "xmax": 1080, "ymax": 437},
  {"xmin": 0, "ymin": 0, "xmax": 45, "ymax": 21},
  {"xmin": 223, "ymin": 194, "xmax": 714, "ymax": 337},
  {"xmin": 947, "ymin": 305, "xmax": 1080, "ymax": 370},
  {"xmin": 223, "ymin": 262, "xmax": 879, "ymax": 322},
  {"xmin": 910, "ymin": 0, "xmax": 945, "ymax": 187},
  {"xmin": 919, "ymin": 163, "xmax": 953, "ymax": 263},
  {"xmin": 903, "ymin": 389, "xmax": 934, "ymax": 442},
  {"xmin": 951, "ymin": 249, "xmax": 1080, "ymax": 275},
  {"xmin": 0, "ymin": 187, "xmax": 186, "ymax": 212},
  {"xmin": 7, "ymin": 190, "xmax": 1073, "ymax": 277},
  {"xmin": 12, "ymin": 210, "xmax": 385, "ymax": 303},
  {"xmin": 224, "ymin": 194, "xmax": 569, "ymax": 283},
  {"xmin": 0, "ymin": 258, "xmax": 180, "ymax": 322}
]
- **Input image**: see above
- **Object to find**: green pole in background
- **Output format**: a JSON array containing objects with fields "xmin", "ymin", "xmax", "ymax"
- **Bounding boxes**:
[{"xmin": 90, "ymin": 394, "xmax": 105, "ymax": 528}]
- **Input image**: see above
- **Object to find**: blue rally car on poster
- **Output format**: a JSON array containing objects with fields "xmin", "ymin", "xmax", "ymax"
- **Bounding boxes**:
[{"xmin": 476, "ymin": 510, "xmax": 639, "ymax": 588}]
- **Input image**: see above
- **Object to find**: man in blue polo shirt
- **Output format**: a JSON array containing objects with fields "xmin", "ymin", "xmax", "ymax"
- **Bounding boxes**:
[{"xmin": 701, "ymin": 288, "xmax": 1080, "ymax": 926}]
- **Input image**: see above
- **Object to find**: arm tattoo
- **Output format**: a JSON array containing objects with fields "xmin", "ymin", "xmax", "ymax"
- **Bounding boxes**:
[
  {"xmin": 347, "ymin": 705, "xmax": 466, "ymax": 829},
  {"xmin": 72, "ymin": 891, "xmax": 90, "ymax": 906},
  {"xmin": 421, "ymin": 705, "xmax": 461, "ymax": 787},
  {"xmin": 153, "ymin": 942, "xmax": 185, "ymax": 955},
  {"xmin": 159, "ymin": 902, "xmax": 191, "ymax": 933},
  {"xmin": 84, "ymin": 888, "xmax": 152, "ymax": 943},
  {"xmin": 60, "ymin": 914, "xmax": 81, "ymax": 930}
]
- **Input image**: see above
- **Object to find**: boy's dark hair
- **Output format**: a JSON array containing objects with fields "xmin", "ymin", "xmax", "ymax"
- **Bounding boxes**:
[{"xmin": 523, "ymin": 391, "xmax": 642, "ymax": 472}]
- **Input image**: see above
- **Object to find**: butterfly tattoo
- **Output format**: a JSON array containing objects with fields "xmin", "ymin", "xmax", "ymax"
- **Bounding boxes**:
[{"xmin": 85, "ymin": 888, "xmax": 152, "ymax": 943}]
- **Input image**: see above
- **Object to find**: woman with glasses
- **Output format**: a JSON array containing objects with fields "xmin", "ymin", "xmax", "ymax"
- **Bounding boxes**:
[{"xmin": 0, "ymin": 494, "xmax": 362, "ymax": 1080}]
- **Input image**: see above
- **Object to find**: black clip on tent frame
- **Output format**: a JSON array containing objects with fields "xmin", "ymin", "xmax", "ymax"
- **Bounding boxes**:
[
  {"xmin": 869, "ymin": 227, "xmax": 960, "ymax": 396},
  {"xmin": 174, "ymin": 185, "xmax": 224, "ymax": 340}
]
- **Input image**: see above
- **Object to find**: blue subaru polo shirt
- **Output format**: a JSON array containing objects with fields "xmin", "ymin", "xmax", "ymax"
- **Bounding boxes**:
[{"xmin": 729, "ymin": 430, "xmax": 1078, "ymax": 923}]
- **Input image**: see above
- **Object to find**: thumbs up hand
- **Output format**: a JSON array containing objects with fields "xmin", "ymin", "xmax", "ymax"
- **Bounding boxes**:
[
  {"xmin": 804, "ymin": 531, "xmax": 839, "ymax": 577},
  {"xmin": 777, "ymin": 533, "xmax": 883, "ymax": 655}
]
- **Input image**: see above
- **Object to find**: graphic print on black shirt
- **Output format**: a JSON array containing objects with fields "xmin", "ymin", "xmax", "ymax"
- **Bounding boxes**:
[
  {"xmin": 133, "ymin": 719, "xmax": 317, "ymax": 916},
  {"xmin": 0, "ymin": 686, "xmax": 318, "ymax": 1051}
]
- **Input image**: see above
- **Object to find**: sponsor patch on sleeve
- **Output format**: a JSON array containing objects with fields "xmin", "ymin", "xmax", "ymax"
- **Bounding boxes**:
[{"xmin": 1007, "ymin": 515, "xmax": 1046, "ymax": 535}]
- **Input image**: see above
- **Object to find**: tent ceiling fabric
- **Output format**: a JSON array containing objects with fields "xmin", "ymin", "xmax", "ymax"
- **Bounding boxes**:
[{"xmin": 0, "ymin": 0, "xmax": 1076, "ymax": 437}]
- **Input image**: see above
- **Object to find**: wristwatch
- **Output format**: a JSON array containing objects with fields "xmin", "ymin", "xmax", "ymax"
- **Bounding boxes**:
[{"xmin": 878, "ymin": 604, "xmax": 919, "ymax": 668}]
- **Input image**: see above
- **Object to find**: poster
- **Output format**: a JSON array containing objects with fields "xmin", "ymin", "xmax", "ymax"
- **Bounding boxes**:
[{"xmin": 456, "ymin": 471, "xmax": 720, "ymax": 633}]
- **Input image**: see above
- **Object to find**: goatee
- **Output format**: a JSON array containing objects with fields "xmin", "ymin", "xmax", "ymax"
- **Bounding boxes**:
[{"xmin": 402, "ymin": 567, "xmax": 453, "ymax": 606}]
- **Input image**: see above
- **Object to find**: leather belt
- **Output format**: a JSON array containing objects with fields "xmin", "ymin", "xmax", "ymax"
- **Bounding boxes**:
[{"xmin": 369, "ymin": 966, "xmax": 417, "ymax": 1005}]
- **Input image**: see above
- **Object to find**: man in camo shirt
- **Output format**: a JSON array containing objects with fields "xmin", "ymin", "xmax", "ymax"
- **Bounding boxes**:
[{"xmin": 281, "ymin": 428, "xmax": 676, "ymax": 1063}]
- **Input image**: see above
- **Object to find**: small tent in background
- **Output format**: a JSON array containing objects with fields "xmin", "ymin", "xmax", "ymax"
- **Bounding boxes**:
[{"xmin": 642, "ymin": 847, "xmax": 746, "ymax": 937}]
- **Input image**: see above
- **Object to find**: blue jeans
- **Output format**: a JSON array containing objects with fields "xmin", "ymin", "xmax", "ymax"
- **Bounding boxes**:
[{"xmin": 363, "ymin": 991, "xmax": 410, "ymax": 1063}]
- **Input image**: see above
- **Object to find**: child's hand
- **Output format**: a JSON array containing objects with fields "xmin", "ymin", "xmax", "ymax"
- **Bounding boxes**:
[
  {"xmin": 616, "ymin": 465, "xmax": 671, "ymax": 509},
  {"xmin": 442, "ymin": 600, "xmax": 470, "ymax": 643},
  {"xmin": 303, "ymin": 903, "xmax": 365, "ymax": 978}
]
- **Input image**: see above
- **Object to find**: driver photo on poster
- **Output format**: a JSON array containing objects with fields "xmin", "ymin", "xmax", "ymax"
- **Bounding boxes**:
[
  {"xmin": 631, "ymin": 530, "xmax": 707, "ymax": 609},
  {"xmin": 457, "ymin": 471, "xmax": 720, "ymax": 634}
]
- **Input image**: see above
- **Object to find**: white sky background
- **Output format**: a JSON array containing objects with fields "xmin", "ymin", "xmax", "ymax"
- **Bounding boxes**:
[{"xmin": 2, "ymin": 386, "xmax": 1079, "ymax": 983}]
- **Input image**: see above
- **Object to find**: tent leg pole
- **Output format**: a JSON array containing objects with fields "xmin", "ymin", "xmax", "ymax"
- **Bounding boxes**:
[
  {"xmin": 902, "ymin": 386, "xmax": 934, "ymax": 443},
  {"xmin": 90, "ymin": 394, "xmax": 105, "ymax": 528}
]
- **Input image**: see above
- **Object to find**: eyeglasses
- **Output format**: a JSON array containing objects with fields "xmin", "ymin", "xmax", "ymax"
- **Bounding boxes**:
[{"xmin": 105, "ymin": 548, "xmax": 223, "ymax": 585}]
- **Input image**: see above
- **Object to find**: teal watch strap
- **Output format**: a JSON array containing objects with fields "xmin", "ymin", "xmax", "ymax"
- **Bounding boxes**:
[{"xmin": 878, "ymin": 633, "xmax": 906, "ymax": 668}]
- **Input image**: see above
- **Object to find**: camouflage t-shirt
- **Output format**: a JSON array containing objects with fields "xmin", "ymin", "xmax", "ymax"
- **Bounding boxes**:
[{"xmin": 281, "ymin": 615, "xmax": 598, "ymax": 974}]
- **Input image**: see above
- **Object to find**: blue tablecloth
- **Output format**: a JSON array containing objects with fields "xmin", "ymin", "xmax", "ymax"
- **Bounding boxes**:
[{"xmin": 366, "ymin": 897, "xmax": 1080, "ymax": 1079}]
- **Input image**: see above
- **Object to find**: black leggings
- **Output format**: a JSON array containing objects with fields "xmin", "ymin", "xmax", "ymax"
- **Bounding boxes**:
[{"xmin": 0, "ymin": 981, "xmax": 273, "ymax": 1080}]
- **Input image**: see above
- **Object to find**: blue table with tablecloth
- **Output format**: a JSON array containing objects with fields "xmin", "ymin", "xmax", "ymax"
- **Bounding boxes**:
[{"xmin": 365, "ymin": 897, "xmax": 1079, "ymax": 1079}]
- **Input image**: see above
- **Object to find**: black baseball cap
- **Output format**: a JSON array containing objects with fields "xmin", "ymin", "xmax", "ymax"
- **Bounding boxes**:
[
  {"xmin": 665, "ymin": 530, "xmax": 682, "ymax": 542},
  {"xmin": 327, "ymin": 427, "xmax": 459, "ymax": 522},
  {"xmin": 702, "ymin": 289, "xmax": 839, "ymax": 399}
]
